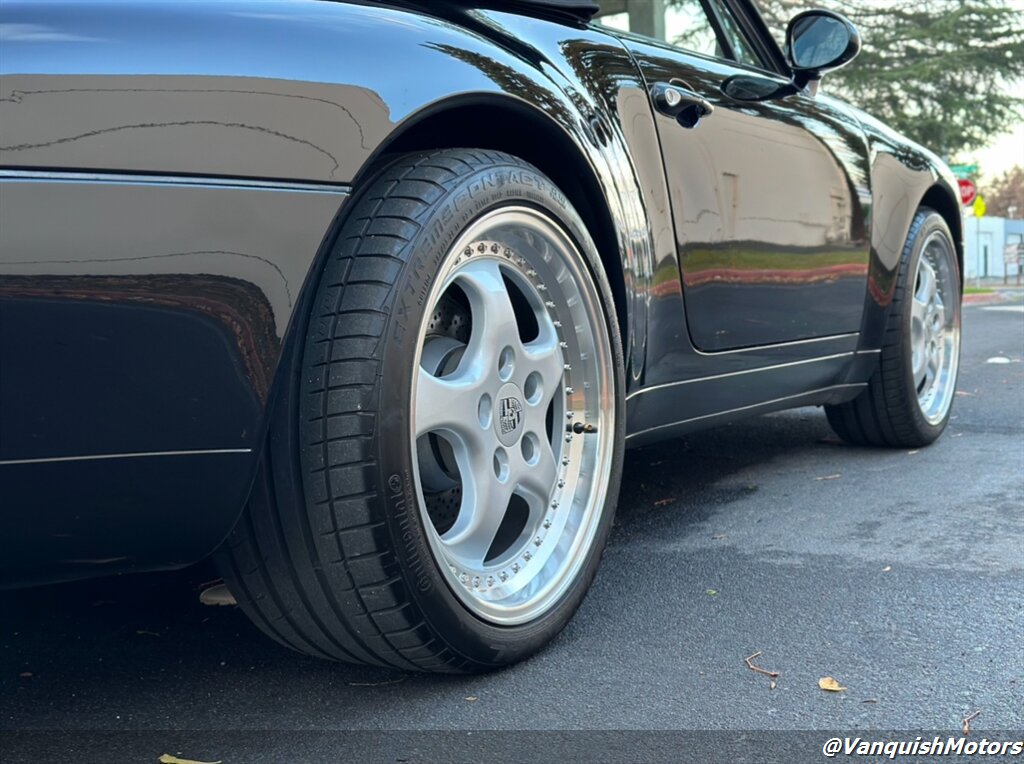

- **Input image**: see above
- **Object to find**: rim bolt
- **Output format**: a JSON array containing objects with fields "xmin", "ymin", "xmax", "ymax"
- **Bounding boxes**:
[
  {"xmin": 560, "ymin": 341, "xmax": 568, "ymax": 349},
  {"xmin": 557, "ymin": 479, "xmax": 565, "ymax": 488},
  {"xmin": 472, "ymin": 576, "xmax": 480, "ymax": 588},
  {"xmin": 534, "ymin": 537, "xmax": 542, "ymax": 547},
  {"xmin": 565, "ymin": 433, "xmax": 573, "ymax": 442},
  {"xmin": 527, "ymin": 269, "xmax": 537, "ymax": 276},
  {"xmin": 562, "ymin": 457, "xmax": 570, "ymax": 466},
  {"xmin": 477, "ymin": 243, "xmax": 486, "ymax": 253},
  {"xmin": 537, "ymin": 283, "xmax": 547, "ymax": 291},
  {"xmin": 464, "ymin": 247, "xmax": 472, "ymax": 256},
  {"xmin": 543, "ymin": 519, "xmax": 552, "ymax": 529},
  {"xmin": 553, "ymin": 321, "xmax": 562, "ymax": 328},
  {"xmin": 487, "ymin": 576, "xmax": 495, "ymax": 587},
  {"xmin": 524, "ymin": 551, "xmax": 532, "ymax": 561},
  {"xmin": 545, "ymin": 301, "xmax": 556, "ymax": 308},
  {"xmin": 566, "ymin": 411, "xmax": 574, "ymax": 419},
  {"xmin": 490, "ymin": 244, "xmax": 499, "ymax": 253},
  {"xmin": 518, "ymin": 257, "xmax": 527, "ymax": 266},
  {"xmin": 564, "ymin": 363, "xmax": 572, "ymax": 371},
  {"xmin": 499, "ymin": 571, "xmax": 508, "ymax": 582},
  {"xmin": 565, "ymin": 386, "xmax": 574, "ymax": 394},
  {"xmin": 512, "ymin": 563, "xmax": 520, "ymax": 573},
  {"xmin": 551, "ymin": 500, "xmax": 559, "ymax": 509}
]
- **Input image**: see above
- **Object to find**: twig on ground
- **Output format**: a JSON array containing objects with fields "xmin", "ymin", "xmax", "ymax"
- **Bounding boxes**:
[
  {"xmin": 962, "ymin": 710, "xmax": 981, "ymax": 736},
  {"xmin": 744, "ymin": 651, "xmax": 780, "ymax": 679}
]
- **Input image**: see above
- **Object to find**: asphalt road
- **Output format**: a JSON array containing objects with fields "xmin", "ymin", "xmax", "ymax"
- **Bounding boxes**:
[{"xmin": 3, "ymin": 300, "xmax": 1022, "ymax": 761}]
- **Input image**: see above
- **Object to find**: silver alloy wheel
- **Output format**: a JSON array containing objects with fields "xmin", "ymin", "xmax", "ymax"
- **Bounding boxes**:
[
  {"xmin": 910, "ymin": 231, "xmax": 961, "ymax": 424},
  {"xmin": 410, "ymin": 207, "xmax": 614, "ymax": 625}
]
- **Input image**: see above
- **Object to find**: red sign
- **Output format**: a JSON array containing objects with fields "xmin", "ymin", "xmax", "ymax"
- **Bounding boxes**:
[{"xmin": 958, "ymin": 178, "xmax": 978, "ymax": 206}]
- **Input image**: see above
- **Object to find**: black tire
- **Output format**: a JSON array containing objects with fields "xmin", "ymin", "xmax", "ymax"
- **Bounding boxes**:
[
  {"xmin": 216, "ymin": 149, "xmax": 625, "ymax": 673},
  {"xmin": 825, "ymin": 208, "xmax": 961, "ymax": 448}
]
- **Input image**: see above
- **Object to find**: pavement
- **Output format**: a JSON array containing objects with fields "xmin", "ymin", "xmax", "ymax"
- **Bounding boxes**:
[{"xmin": 2, "ymin": 299, "xmax": 1022, "ymax": 762}]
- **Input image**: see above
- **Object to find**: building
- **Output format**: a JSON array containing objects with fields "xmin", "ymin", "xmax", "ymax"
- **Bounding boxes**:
[{"xmin": 962, "ymin": 215, "xmax": 1024, "ymax": 282}]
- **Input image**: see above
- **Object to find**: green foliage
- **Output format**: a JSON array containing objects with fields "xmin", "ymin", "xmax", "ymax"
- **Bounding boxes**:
[{"xmin": 744, "ymin": 0, "xmax": 1024, "ymax": 156}]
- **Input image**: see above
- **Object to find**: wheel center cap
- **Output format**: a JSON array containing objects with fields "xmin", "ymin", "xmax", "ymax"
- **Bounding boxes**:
[{"xmin": 495, "ymin": 382, "xmax": 525, "ymax": 446}]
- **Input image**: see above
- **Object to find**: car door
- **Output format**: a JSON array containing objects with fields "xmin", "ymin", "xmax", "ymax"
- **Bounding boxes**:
[{"xmin": 598, "ymin": 0, "xmax": 872, "ymax": 351}]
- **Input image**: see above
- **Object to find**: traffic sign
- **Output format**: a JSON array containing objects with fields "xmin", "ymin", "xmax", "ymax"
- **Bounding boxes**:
[
  {"xmin": 1005, "ymin": 241, "xmax": 1024, "ymax": 266},
  {"xmin": 950, "ymin": 163, "xmax": 979, "ymax": 179},
  {"xmin": 958, "ymin": 178, "xmax": 977, "ymax": 206}
]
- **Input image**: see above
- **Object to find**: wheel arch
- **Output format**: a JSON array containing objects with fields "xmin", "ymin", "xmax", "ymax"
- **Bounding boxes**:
[
  {"xmin": 919, "ymin": 183, "xmax": 965, "ymax": 289},
  {"xmin": 352, "ymin": 95, "xmax": 629, "ymax": 351}
]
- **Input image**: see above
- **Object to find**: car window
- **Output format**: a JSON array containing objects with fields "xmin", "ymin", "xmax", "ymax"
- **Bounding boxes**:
[{"xmin": 595, "ymin": 0, "xmax": 764, "ymax": 69}]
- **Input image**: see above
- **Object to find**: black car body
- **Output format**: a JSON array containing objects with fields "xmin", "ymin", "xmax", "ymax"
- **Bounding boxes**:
[{"xmin": 0, "ymin": 0, "xmax": 963, "ymax": 670}]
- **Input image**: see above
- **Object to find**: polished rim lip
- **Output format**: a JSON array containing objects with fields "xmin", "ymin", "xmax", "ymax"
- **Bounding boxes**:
[
  {"xmin": 913, "ymin": 230, "xmax": 961, "ymax": 425},
  {"xmin": 409, "ymin": 205, "xmax": 615, "ymax": 626}
]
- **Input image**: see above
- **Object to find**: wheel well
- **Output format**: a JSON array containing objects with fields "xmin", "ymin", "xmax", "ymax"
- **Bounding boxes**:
[
  {"xmin": 920, "ymin": 184, "xmax": 965, "ymax": 283},
  {"xmin": 363, "ymin": 100, "xmax": 628, "ymax": 343}
]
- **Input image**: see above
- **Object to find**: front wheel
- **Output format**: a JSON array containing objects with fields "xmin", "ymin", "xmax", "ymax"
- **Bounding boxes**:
[
  {"xmin": 217, "ymin": 149, "xmax": 625, "ymax": 672},
  {"xmin": 826, "ymin": 208, "xmax": 961, "ymax": 447}
]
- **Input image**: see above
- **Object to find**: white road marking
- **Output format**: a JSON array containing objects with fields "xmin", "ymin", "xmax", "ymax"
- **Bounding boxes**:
[{"xmin": 979, "ymin": 305, "xmax": 1024, "ymax": 313}]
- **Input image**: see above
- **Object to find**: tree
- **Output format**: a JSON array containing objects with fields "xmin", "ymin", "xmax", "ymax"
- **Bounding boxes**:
[
  {"xmin": 740, "ymin": 0, "xmax": 1024, "ymax": 157},
  {"xmin": 983, "ymin": 165, "xmax": 1024, "ymax": 218}
]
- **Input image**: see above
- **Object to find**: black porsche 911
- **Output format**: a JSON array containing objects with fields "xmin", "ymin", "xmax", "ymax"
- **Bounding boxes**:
[{"xmin": 0, "ymin": 0, "xmax": 962, "ymax": 672}]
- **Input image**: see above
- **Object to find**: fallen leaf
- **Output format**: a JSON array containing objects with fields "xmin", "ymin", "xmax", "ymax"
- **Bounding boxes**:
[
  {"xmin": 962, "ymin": 709, "xmax": 981, "ymax": 736},
  {"xmin": 136, "ymin": 630, "xmax": 161, "ymax": 637},
  {"xmin": 158, "ymin": 755, "xmax": 221, "ymax": 764},
  {"xmin": 198, "ymin": 584, "xmax": 237, "ymax": 607},
  {"xmin": 955, "ymin": 391, "xmax": 975, "ymax": 397},
  {"xmin": 814, "ymin": 474, "xmax": 842, "ymax": 481},
  {"xmin": 862, "ymin": 699, "xmax": 878, "ymax": 704},
  {"xmin": 706, "ymin": 589, "xmax": 718, "ymax": 596},
  {"xmin": 882, "ymin": 566, "xmax": 892, "ymax": 572},
  {"xmin": 769, "ymin": 679, "xmax": 777, "ymax": 690},
  {"xmin": 464, "ymin": 696, "xmax": 478, "ymax": 702},
  {"xmin": 711, "ymin": 534, "xmax": 727, "ymax": 540},
  {"xmin": 818, "ymin": 676, "xmax": 847, "ymax": 692},
  {"xmin": 18, "ymin": 672, "xmax": 32, "ymax": 678},
  {"xmin": 653, "ymin": 497, "xmax": 676, "ymax": 507},
  {"xmin": 906, "ymin": 450, "xmax": 919, "ymax": 455}
]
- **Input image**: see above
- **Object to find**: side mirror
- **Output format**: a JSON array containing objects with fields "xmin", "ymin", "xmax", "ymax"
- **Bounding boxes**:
[
  {"xmin": 721, "ymin": 9, "xmax": 861, "ymax": 103},
  {"xmin": 786, "ymin": 10, "xmax": 861, "ymax": 86}
]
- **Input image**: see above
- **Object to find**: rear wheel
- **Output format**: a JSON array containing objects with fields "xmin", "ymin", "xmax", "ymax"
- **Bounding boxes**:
[
  {"xmin": 217, "ymin": 149, "xmax": 624, "ymax": 672},
  {"xmin": 826, "ymin": 208, "xmax": 961, "ymax": 447}
]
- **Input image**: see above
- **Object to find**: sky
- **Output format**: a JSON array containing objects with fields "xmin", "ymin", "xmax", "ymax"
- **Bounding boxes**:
[{"xmin": 967, "ymin": 123, "xmax": 1024, "ymax": 184}]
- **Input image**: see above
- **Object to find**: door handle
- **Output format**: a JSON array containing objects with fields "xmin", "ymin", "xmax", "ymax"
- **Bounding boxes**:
[{"xmin": 650, "ymin": 82, "xmax": 714, "ymax": 128}]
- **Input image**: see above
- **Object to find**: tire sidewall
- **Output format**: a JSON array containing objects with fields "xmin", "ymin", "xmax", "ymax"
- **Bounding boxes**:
[{"xmin": 373, "ymin": 157, "xmax": 625, "ymax": 668}]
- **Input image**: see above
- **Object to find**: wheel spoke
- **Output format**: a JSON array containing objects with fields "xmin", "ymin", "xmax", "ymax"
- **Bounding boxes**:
[
  {"xmin": 456, "ymin": 259, "xmax": 522, "ymax": 376},
  {"xmin": 514, "ymin": 436, "xmax": 558, "ymax": 512},
  {"xmin": 916, "ymin": 260, "xmax": 937, "ymax": 304},
  {"xmin": 441, "ymin": 451, "xmax": 515, "ymax": 566},
  {"xmin": 415, "ymin": 367, "xmax": 484, "ymax": 441},
  {"xmin": 912, "ymin": 343, "xmax": 928, "ymax": 390},
  {"xmin": 523, "ymin": 331, "xmax": 565, "ymax": 410}
]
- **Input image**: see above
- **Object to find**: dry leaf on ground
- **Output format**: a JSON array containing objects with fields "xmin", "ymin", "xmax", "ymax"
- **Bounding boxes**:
[
  {"xmin": 818, "ymin": 676, "xmax": 847, "ymax": 692},
  {"xmin": 158, "ymin": 755, "xmax": 222, "ymax": 764},
  {"xmin": 814, "ymin": 474, "xmax": 842, "ymax": 481}
]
